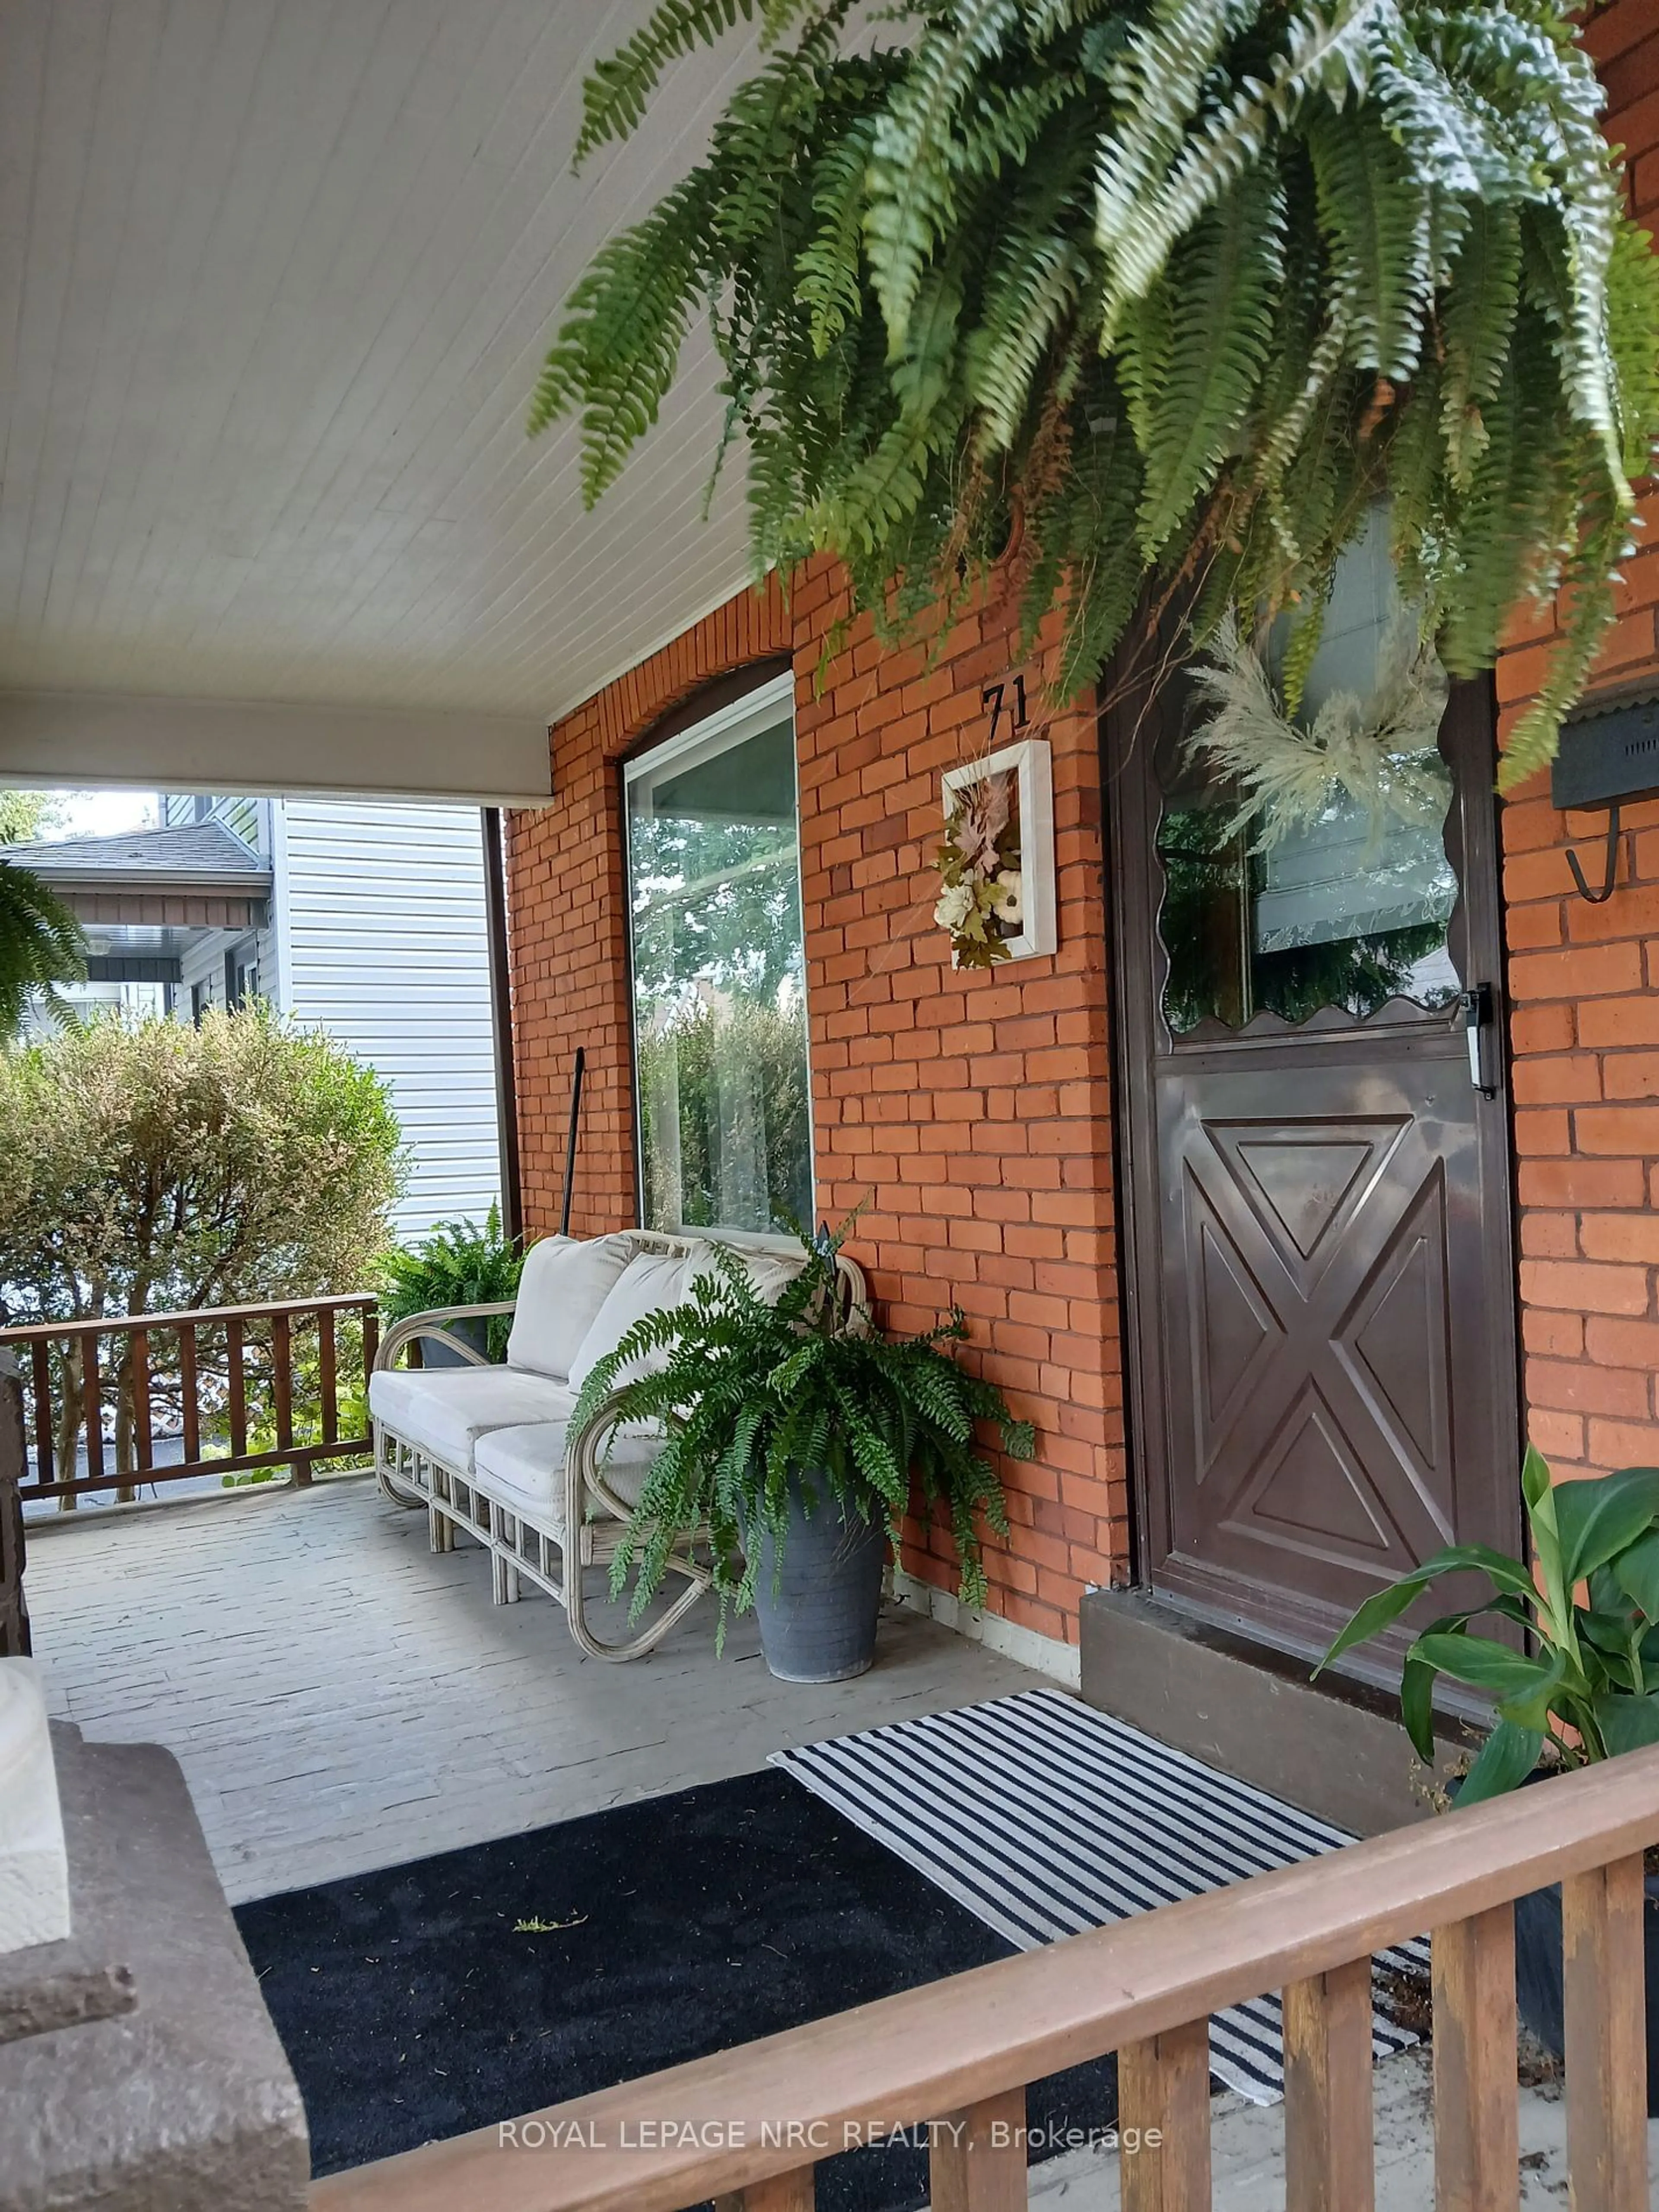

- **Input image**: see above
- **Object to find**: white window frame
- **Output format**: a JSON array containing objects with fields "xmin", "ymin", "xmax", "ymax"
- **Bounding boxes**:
[{"xmin": 622, "ymin": 672, "xmax": 811, "ymax": 1247}]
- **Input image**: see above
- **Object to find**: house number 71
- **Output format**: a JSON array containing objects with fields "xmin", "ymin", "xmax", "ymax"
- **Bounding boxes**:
[{"xmin": 982, "ymin": 674, "xmax": 1030, "ymax": 743}]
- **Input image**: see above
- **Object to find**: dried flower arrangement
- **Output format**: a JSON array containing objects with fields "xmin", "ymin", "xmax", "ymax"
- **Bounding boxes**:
[
  {"xmin": 934, "ymin": 765, "xmax": 1023, "ymax": 969},
  {"xmin": 1186, "ymin": 610, "xmax": 1451, "ymax": 853}
]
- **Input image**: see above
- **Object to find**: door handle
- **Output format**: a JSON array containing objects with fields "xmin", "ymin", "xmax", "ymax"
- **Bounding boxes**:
[{"xmin": 1459, "ymin": 984, "xmax": 1497, "ymax": 1098}]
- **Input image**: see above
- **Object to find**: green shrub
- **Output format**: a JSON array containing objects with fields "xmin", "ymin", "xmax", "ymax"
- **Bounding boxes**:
[{"xmin": 0, "ymin": 1003, "xmax": 404, "ymax": 1497}]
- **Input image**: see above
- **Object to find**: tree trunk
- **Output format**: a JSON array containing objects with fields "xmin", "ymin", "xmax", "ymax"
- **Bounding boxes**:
[
  {"xmin": 114, "ymin": 1344, "xmax": 136, "ymax": 1505},
  {"xmin": 53, "ymin": 1342, "xmax": 82, "ymax": 1512},
  {"xmin": 0, "ymin": 1366, "xmax": 29, "ymax": 1654}
]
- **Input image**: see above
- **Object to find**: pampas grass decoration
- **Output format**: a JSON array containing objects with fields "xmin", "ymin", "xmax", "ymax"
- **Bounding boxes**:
[{"xmin": 1186, "ymin": 612, "xmax": 1451, "ymax": 852}]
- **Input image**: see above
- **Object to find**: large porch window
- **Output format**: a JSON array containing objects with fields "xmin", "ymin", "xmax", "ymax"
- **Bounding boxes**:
[{"xmin": 623, "ymin": 674, "xmax": 812, "ymax": 1237}]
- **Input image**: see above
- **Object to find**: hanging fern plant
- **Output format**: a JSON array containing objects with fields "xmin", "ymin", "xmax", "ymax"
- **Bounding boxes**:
[{"xmin": 531, "ymin": 0, "xmax": 1659, "ymax": 792}]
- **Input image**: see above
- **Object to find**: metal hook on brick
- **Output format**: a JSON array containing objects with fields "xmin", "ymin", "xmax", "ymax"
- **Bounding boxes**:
[{"xmin": 1565, "ymin": 802, "xmax": 1621, "ymax": 906}]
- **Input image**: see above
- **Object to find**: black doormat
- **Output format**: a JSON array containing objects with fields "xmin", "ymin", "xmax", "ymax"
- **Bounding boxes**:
[{"xmin": 235, "ymin": 1767, "xmax": 1118, "ymax": 2210}]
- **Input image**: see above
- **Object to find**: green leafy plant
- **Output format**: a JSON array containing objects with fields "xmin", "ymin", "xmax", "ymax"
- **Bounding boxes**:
[
  {"xmin": 533, "ymin": 0, "xmax": 1659, "ymax": 792},
  {"xmin": 0, "ymin": 796, "xmax": 85, "ymax": 1036},
  {"xmin": 570, "ymin": 1215, "xmax": 1033, "ymax": 1637},
  {"xmin": 231, "ymin": 1375, "xmax": 372, "ymax": 1486},
  {"xmin": 378, "ymin": 1204, "xmax": 525, "ymax": 1363},
  {"xmin": 0, "ymin": 861, "xmax": 85, "ymax": 1037},
  {"xmin": 0, "ymin": 793, "xmax": 65, "ymax": 844},
  {"xmin": 1319, "ymin": 1446, "xmax": 1659, "ymax": 1805}
]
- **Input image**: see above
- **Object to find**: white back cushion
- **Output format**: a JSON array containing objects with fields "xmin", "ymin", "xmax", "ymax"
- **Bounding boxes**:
[
  {"xmin": 736, "ymin": 1247, "xmax": 804, "ymax": 1306},
  {"xmin": 677, "ymin": 1240, "xmax": 802, "ymax": 1308},
  {"xmin": 505, "ymin": 1233, "xmax": 636, "ymax": 1382},
  {"xmin": 567, "ymin": 1249, "xmax": 690, "ymax": 1394}
]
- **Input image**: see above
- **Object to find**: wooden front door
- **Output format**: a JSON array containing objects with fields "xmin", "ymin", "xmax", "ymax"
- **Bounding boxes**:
[{"xmin": 1106, "ymin": 596, "xmax": 1521, "ymax": 1675}]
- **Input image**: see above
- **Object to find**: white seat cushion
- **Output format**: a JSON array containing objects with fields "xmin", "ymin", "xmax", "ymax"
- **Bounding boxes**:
[
  {"xmin": 566, "ymin": 1247, "xmax": 690, "ymax": 1392},
  {"xmin": 472, "ymin": 1418, "xmax": 663, "ymax": 1532},
  {"xmin": 505, "ymin": 1232, "xmax": 637, "ymax": 1381},
  {"xmin": 368, "ymin": 1367, "xmax": 575, "ymax": 1471}
]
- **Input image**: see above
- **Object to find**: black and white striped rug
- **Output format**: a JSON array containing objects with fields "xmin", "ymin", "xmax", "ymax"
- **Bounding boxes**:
[{"xmin": 771, "ymin": 1688, "xmax": 1428, "ymax": 2105}]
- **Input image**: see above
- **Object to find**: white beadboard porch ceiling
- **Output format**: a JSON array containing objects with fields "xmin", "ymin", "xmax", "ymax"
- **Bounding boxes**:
[{"xmin": 0, "ymin": 0, "xmax": 759, "ymax": 742}]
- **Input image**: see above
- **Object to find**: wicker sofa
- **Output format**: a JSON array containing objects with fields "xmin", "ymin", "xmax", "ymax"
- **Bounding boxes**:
[{"xmin": 369, "ymin": 1228, "xmax": 866, "ymax": 1661}]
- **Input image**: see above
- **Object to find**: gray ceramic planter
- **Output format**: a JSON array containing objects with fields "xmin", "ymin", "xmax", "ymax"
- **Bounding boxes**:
[
  {"xmin": 415, "ymin": 1315, "xmax": 491, "ymax": 1367},
  {"xmin": 1515, "ymin": 1866, "xmax": 1659, "ymax": 2113},
  {"xmin": 1465, "ymin": 1765, "xmax": 1659, "ymax": 2113},
  {"xmin": 750, "ymin": 1477, "xmax": 886, "ymax": 1683}
]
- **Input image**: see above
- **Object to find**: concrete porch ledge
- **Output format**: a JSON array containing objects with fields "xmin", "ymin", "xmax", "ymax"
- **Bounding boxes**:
[
  {"xmin": 2, "ymin": 1721, "xmax": 308, "ymax": 2212},
  {"xmin": 1079, "ymin": 1589, "xmax": 1480, "ymax": 1836}
]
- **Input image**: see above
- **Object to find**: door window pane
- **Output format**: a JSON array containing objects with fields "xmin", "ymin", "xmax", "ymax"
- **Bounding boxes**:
[
  {"xmin": 625, "ymin": 681, "xmax": 812, "ymax": 1235},
  {"xmin": 1158, "ymin": 779, "xmax": 1457, "ymax": 1031},
  {"xmin": 1158, "ymin": 518, "xmax": 1457, "ymax": 1032}
]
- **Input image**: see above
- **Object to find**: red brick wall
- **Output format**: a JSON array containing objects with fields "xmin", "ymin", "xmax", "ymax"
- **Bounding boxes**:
[
  {"xmin": 507, "ymin": 561, "xmax": 1128, "ymax": 1646},
  {"xmin": 796, "ymin": 567, "xmax": 1126, "ymax": 1645},
  {"xmin": 1498, "ymin": 2, "xmax": 1659, "ymax": 1479}
]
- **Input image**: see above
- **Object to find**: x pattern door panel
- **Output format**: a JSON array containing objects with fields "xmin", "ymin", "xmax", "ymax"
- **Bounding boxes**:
[
  {"xmin": 1153, "ymin": 1042, "xmax": 1510, "ymax": 1648},
  {"xmin": 1172, "ymin": 1102, "xmax": 1459, "ymax": 1594}
]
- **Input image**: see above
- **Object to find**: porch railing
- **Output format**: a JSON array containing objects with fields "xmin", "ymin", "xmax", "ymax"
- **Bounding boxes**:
[
  {"xmin": 1, "ymin": 1295, "xmax": 379, "ymax": 1505},
  {"xmin": 309, "ymin": 1744, "xmax": 1659, "ymax": 2212}
]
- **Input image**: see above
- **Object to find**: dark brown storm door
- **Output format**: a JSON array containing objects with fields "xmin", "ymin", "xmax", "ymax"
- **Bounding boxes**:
[{"xmin": 1107, "ymin": 529, "xmax": 1521, "ymax": 1675}]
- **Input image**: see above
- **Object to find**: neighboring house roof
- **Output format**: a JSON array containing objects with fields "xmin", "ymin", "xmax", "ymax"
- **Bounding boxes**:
[{"xmin": 2, "ymin": 822, "xmax": 271, "ymax": 895}]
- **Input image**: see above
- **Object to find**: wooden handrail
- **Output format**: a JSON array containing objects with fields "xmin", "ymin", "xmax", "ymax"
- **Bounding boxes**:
[
  {"xmin": 1, "ymin": 1294, "xmax": 380, "ymax": 1504},
  {"xmin": 310, "ymin": 1746, "xmax": 1659, "ymax": 2212},
  {"xmin": 0, "ymin": 1292, "xmax": 377, "ymax": 1344}
]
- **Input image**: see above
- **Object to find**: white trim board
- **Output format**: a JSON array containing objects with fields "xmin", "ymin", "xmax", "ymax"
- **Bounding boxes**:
[
  {"xmin": 889, "ymin": 1567, "xmax": 1082, "ymax": 1690},
  {"xmin": 0, "ymin": 691, "xmax": 555, "ymax": 808}
]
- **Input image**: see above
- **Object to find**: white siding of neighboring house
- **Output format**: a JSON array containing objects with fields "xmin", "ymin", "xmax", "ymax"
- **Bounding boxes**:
[
  {"xmin": 176, "ymin": 930, "xmax": 222, "ymax": 1011},
  {"xmin": 176, "ymin": 910, "xmax": 278, "ymax": 1014},
  {"xmin": 172, "ymin": 798, "xmax": 277, "ymax": 1017},
  {"xmin": 276, "ymin": 798, "xmax": 500, "ymax": 1239}
]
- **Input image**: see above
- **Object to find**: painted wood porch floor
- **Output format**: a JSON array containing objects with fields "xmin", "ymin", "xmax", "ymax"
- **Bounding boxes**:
[{"xmin": 22, "ymin": 1474, "xmax": 1047, "ymax": 1906}]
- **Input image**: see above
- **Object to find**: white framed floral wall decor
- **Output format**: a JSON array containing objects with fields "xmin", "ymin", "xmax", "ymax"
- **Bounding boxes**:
[{"xmin": 936, "ymin": 737, "xmax": 1056, "ymax": 968}]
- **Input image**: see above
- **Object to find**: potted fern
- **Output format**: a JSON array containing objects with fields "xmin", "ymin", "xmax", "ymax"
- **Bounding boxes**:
[
  {"xmin": 378, "ymin": 1205, "xmax": 524, "ymax": 1366},
  {"xmin": 570, "ymin": 1217, "xmax": 1033, "ymax": 1682},
  {"xmin": 1319, "ymin": 1448, "xmax": 1659, "ymax": 2107}
]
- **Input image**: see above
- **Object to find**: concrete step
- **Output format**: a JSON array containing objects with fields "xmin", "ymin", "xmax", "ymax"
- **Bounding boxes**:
[{"xmin": 1078, "ymin": 1588, "xmax": 1481, "ymax": 1837}]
